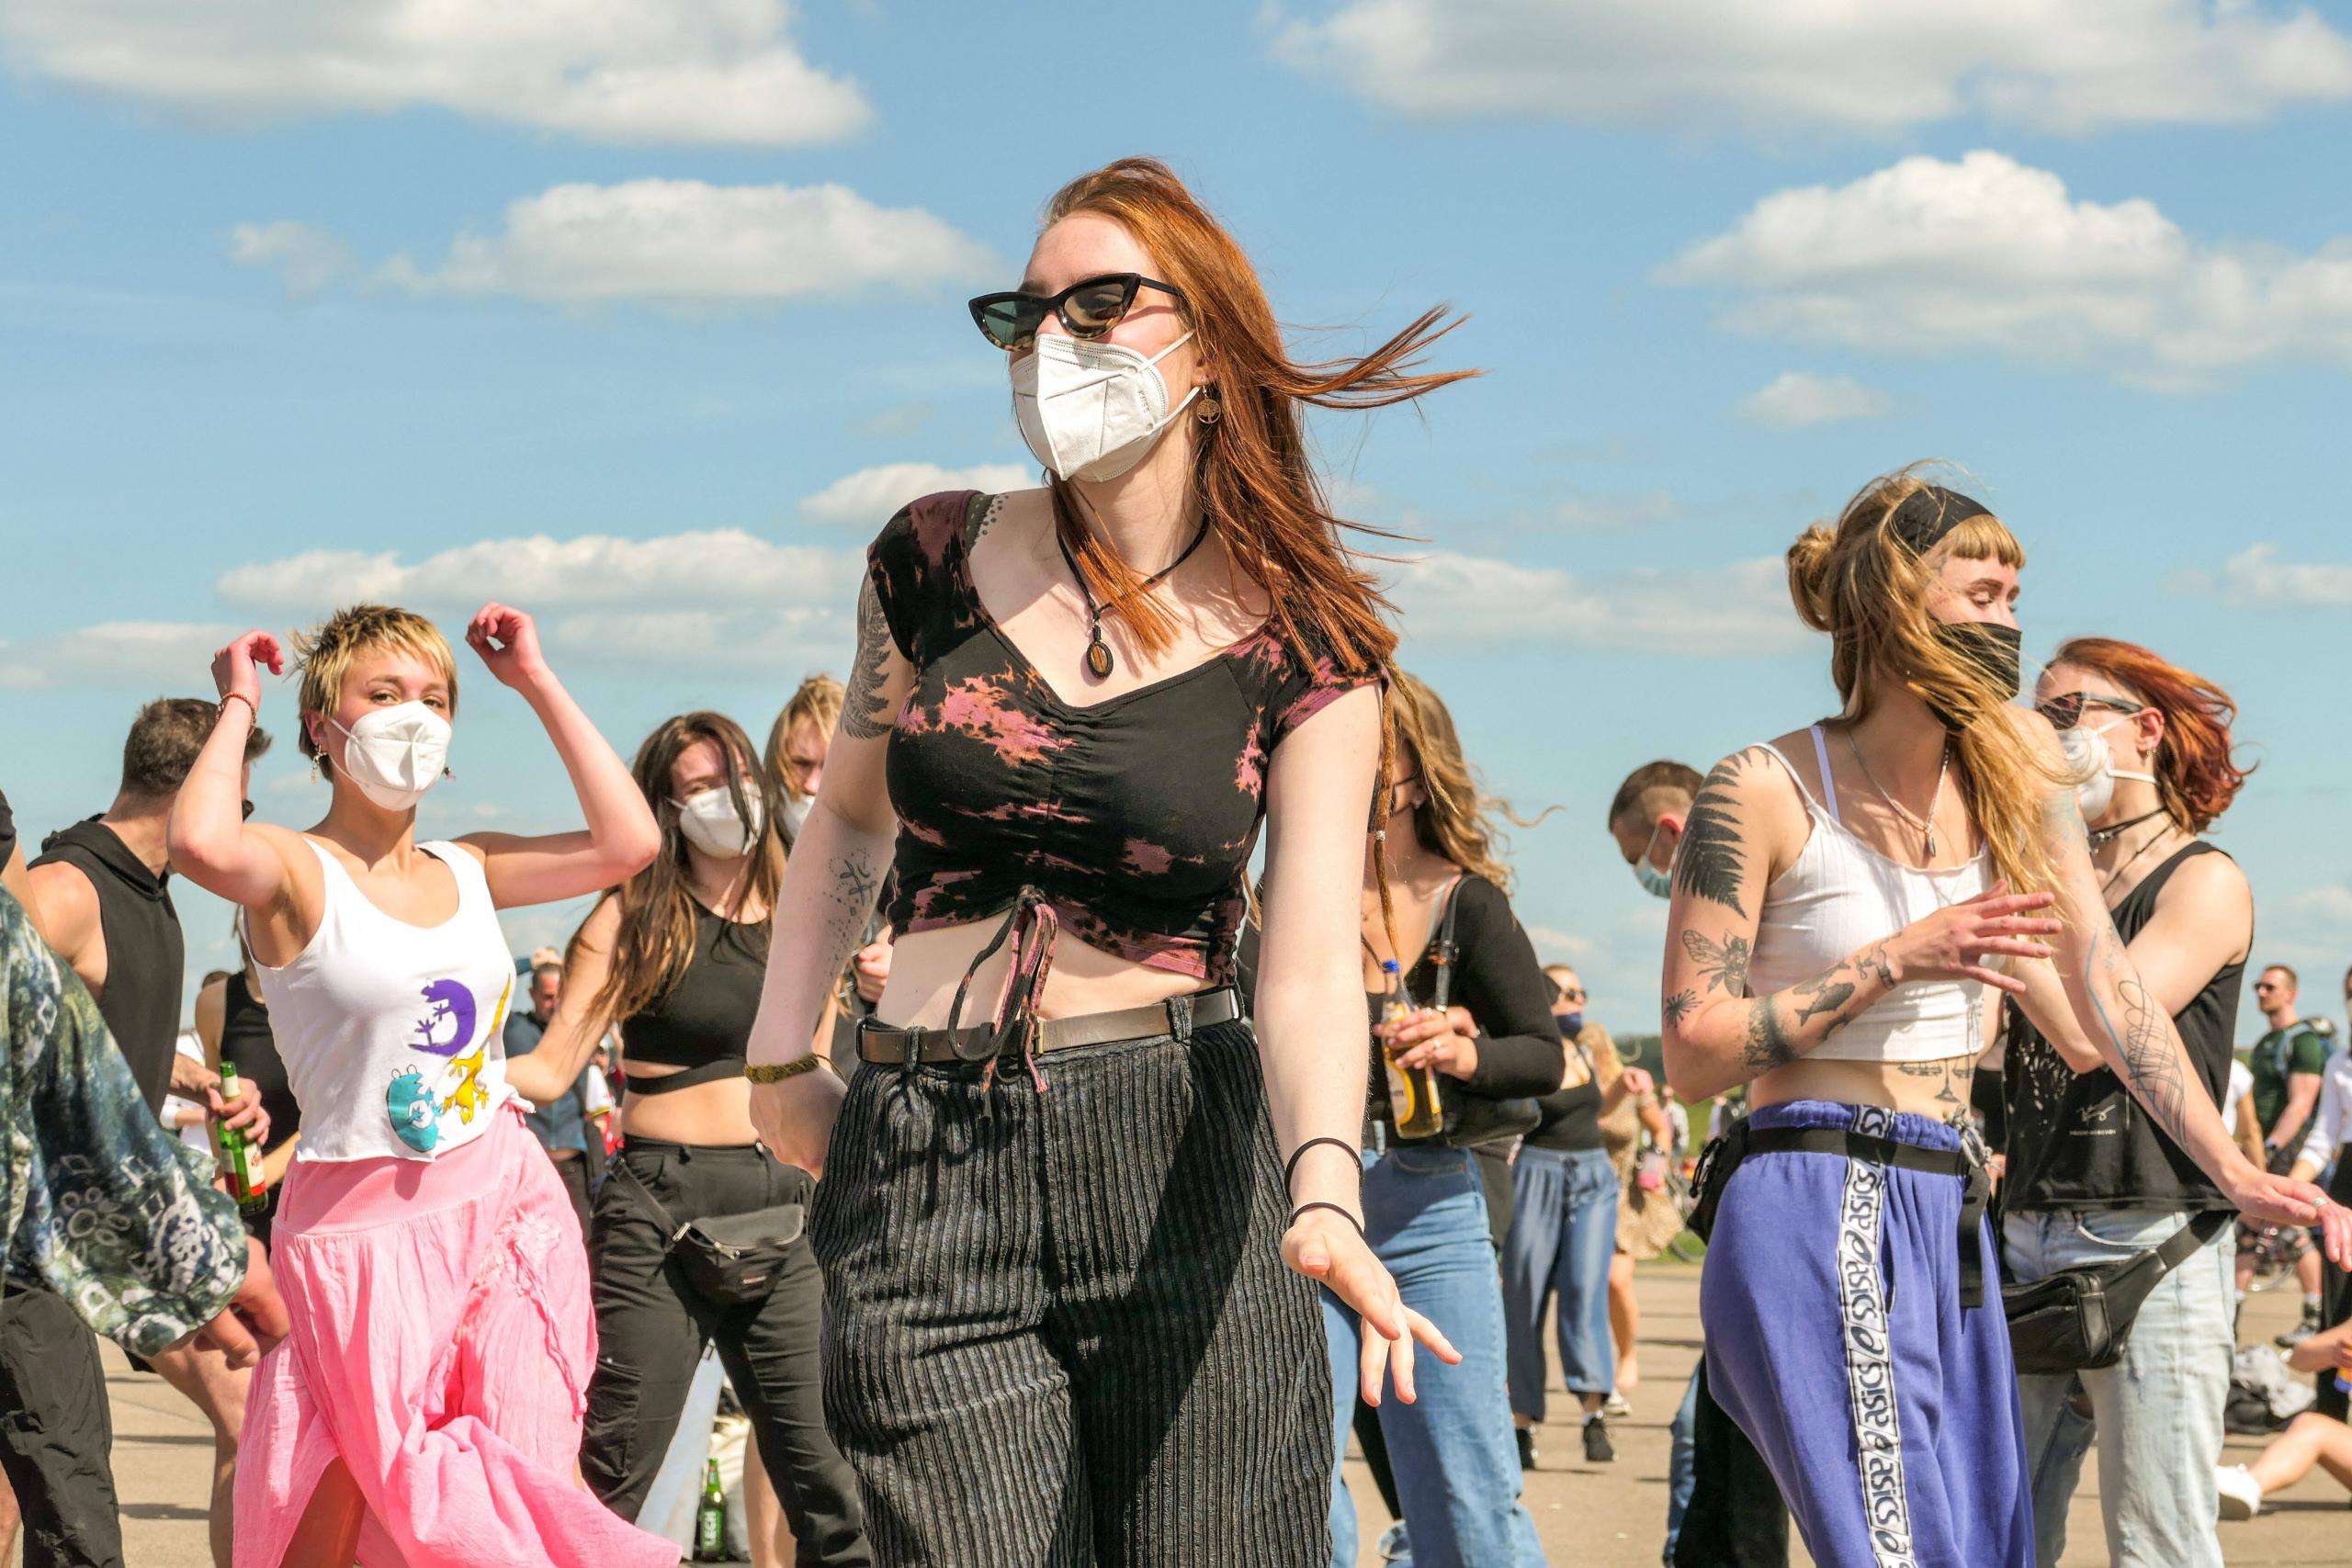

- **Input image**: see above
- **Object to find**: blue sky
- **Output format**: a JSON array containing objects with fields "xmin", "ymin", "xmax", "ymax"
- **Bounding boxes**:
[{"xmin": 6, "ymin": 0, "xmax": 2352, "ymax": 1030}]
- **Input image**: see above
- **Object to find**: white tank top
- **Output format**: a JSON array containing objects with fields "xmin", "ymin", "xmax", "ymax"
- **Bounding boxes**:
[
  {"xmin": 246, "ymin": 839, "xmax": 518, "ymax": 1163},
  {"xmin": 1748, "ymin": 727, "xmax": 1990, "ymax": 1066}
]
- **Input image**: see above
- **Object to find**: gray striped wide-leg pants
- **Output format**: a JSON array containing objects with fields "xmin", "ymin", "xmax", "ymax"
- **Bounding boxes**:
[{"xmin": 808, "ymin": 1015, "xmax": 1331, "ymax": 1567}]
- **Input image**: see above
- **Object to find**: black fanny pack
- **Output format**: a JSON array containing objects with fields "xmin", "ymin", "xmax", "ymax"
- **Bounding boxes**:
[
  {"xmin": 1999, "ymin": 1209, "xmax": 2231, "ymax": 1375},
  {"xmin": 619, "ymin": 1161, "xmax": 805, "ymax": 1307}
]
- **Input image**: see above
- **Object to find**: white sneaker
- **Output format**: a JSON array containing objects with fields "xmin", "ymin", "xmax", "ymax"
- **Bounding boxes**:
[
  {"xmin": 2216, "ymin": 1463, "xmax": 2263, "ymax": 1521},
  {"xmin": 1605, "ymin": 1391, "xmax": 1634, "ymax": 1419}
]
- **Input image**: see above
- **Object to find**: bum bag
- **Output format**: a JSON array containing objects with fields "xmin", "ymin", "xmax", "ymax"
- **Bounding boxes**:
[{"xmin": 1999, "ymin": 1209, "xmax": 2231, "ymax": 1376}]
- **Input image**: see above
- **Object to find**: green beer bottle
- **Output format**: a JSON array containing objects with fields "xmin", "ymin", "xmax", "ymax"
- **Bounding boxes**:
[
  {"xmin": 692, "ymin": 1456, "xmax": 729, "ymax": 1562},
  {"xmin": 214, "ymin": 1063, "xmax": 269, "ymax": 1218}
]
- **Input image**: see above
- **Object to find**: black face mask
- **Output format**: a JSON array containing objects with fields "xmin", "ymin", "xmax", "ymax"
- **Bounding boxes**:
[{"xmin": 1924, "ymin": 621, "xmax": 2022, "ymax": 729}]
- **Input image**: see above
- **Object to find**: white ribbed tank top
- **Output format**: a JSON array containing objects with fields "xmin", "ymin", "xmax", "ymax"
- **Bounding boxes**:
[
  {"xmin": 1749, "ymin": 726, "xmax": 1989, "ymax": 1065},
  {"xmin": 244, "ymin": 839, "xmax": 518, "ymax": 1163}
]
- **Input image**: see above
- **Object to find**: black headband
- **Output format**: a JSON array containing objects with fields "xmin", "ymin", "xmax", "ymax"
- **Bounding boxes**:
[{"xmin": 1888, "ymin": 485, "xmax": 1992, "ymax": 554}]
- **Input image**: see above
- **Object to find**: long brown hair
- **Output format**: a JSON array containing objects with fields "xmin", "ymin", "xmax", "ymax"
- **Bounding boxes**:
[
  {"xmin": 1786, "ymin": 466, "xmax": 2062, "ymax": 895},
  {"xmin": 2048, "ymin": 637, "xmax": 2252, "ymax": 834},
  {"xmin": 1387, "ymin": 670, "xmax": 1513, "ymax": 892},
  {"xmin": 1040, "ymin": 158, "xmax": 1474, "ymax": 955},
  {"xmin": 589, "ymin": 712, "xmax": 786, "ymax": 1025}
]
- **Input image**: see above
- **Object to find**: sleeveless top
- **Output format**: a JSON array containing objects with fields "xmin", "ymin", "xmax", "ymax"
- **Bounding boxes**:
[
  {"xmin": 29, "ymin": 818, "xmax": 183, "ymax": 1116},
  {"xmin": 245, "ymin": 840, "xmax": 517, "ymax": 1163},
  {"xmin": 868, "ymin": 491, "xmax": 1375, "ymax": 984},
  {"xmin": 220, "ymin": 969, "xmax": 299, "ymax": 1147},
  {"xmin": 620, "ymin": 901, "xmax": 767, "ymax": 1070},
  {"xmin": 1748, "ymin": 726, "xmax": 1992, "ymax": 1065},
  {"xmin": 2004, "ymin": 841, "xmax": 2242, "ymax": 1212}
]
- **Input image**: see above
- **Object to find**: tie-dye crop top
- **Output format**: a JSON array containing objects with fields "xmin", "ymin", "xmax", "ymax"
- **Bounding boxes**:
[{"xmin": 866, "ymin": 491, "xmax": 1375, "ymax": 985}]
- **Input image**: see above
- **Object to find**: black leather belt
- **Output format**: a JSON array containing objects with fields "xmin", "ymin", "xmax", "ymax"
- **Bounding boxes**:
[{"xmin": 855, "ymin": 987, "xmax": 1241, "ymax": 1067}]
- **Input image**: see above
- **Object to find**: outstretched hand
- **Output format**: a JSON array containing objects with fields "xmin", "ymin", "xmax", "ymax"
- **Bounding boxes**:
[
  {"xmin": 1891, "ymin": 881, "xmax": 2060, "ymax": 995},
  {"xmin": 210, "ymin": 630, "xmax": 283, "ymax": 709},
  {"xmin": 1283, "ymin": 1208, "xmax": 1461, "ymax": 1405},
  {"xmin": 2231, "ymin": 1171, "xmax": 2352, "ymax": 1269},
  {"xmin": 465, "ymin": 603, "xmax": 549, "ymax": 694}
]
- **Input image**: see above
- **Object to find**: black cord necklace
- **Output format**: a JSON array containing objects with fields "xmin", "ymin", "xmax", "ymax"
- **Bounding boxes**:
[
  {"xmin": 1054, "ymin": 517, "xmax": 1212, "ymax": 679},
  {"xmin": 2087, "ymin": 807, "xmax": 2165, "ymax": 850}
]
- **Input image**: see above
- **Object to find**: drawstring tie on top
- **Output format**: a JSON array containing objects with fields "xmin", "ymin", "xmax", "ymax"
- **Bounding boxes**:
[{"xmin": 935, "ymin": 886, "xmax": 1060, "ymax": 1111}]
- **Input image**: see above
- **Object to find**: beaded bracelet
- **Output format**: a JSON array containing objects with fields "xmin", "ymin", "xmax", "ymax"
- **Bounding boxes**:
[{"xmin": 744, "ymin": 1055, "xmax": 824, "ymax": 1085}]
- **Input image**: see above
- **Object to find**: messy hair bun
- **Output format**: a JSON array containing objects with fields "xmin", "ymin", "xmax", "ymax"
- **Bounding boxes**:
[{"xmin": 1785, "ymin": 525, "xmax": 1840, "ymax": 634}]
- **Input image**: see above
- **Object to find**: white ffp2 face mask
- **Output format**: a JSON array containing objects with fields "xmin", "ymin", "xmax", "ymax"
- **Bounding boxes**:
[
  {"xmin": 326, "ymin": 703, "xmax": 452, "ymax": 812},
  {"xmin": 2062, "ymin": 718, "xmax": 2157, "ymax": 823},
  {"xmin": 1011, "ymin": 331, "xmax": 1200, "ymax": 482},
  {"xmin": 780, "ymin": 793, "xmax": 814, "ymax": 843},
  {"xmin": 673, "ymin": 786, "xmax": 763, "ymax": 860}
]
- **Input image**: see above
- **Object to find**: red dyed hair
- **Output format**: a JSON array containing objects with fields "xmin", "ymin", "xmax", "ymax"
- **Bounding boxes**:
[{"xmin": 2050, "ymin": 637, "xmax": 2254, "ymax": 833}]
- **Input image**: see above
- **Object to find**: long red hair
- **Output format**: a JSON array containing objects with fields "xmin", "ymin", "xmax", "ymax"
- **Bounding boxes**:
[{"xmin": 2050, "ymin": 637, "xmax": 2253, "ymax": 833}]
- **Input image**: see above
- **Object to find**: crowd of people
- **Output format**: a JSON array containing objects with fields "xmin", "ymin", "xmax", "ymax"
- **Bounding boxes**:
[{"xmin": 2, "ymin": 154, "xmax": 2349, "ymax": 1568}]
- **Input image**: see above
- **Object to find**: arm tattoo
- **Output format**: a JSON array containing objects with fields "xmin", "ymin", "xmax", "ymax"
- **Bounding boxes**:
[
  {"xmin": 1673, "ymin": 750, "xmax": 1759, "ymax": 912},
  {"xmin": 1743, "ymin": 998, "xmax": 1798, "ymax": 1071},
  {"xmin": 1681, "ymin": 930, "xmax": 1752, "ymax": 997},
  {"xmin": 842, "ymin": 577, "xmax": 896, "ymax": 740},
  {"xmin": 2086, "ymin": 926, "xmax": 2188, "ymax": 1145},
  {"xmin": 1663, "ymin": 989, "xmax": 1698, "ymax": 1029},
  {"xmin": 820, "ymin": 850, "xmax": 882, "ymax": 958}
]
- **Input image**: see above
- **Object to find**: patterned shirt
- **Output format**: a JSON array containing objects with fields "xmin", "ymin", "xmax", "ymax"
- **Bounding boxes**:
[
  {"xmin": 868, "ymin": 491, "xmax": 1374, "ymax": 983},
  {"xmin": 2, "ymin": 886, "xmax": 246, "ymax": 1356}
]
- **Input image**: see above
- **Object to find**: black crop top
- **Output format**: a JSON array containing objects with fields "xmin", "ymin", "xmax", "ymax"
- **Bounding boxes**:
[
  {"xmin": 621, "ymin": 901, "xmax": 768, "ymax": 1069},
  {"xmin": 868, "ymin": 491, "xmax": 1375, "ymax": 983}
]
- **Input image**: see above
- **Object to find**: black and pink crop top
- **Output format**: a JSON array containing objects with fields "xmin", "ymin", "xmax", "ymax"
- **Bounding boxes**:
[{"xmin": 867, "ymin": 491, "xmax": 1374, "ymax": 985}]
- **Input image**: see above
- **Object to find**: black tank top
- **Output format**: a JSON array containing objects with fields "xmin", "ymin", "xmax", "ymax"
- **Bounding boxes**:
[
  {"xmin": 621, "ymin": 902, "xmax": 767, "ymax": 1070},
  {"xmin": 1525, "ymin": 1033, "xmax": 1606, "ymax": 1153},
  {"xmin": 220, "ymin": 970, "xmax": 297, "ymax": 1147},
  {"xmin": 2004, "ymin": 842, "xmax": 2243, "ymax": 1212},
  {"xmin": 29, "ymin": 819, "xmax": 182, "ymax": 1117}
]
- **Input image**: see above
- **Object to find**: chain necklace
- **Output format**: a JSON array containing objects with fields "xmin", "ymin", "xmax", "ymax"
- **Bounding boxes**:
[
  {"xmin": 1053, "ymin": 518, "xmax": 1213, "ymax": 679},
  {"xmin": 2099, "ymin": 818, "xmax": 2178, "ymax": 898},
  {"xmin": 2087, "ymin": 807, "xmax": 2165, "ymax": 850},
  {"xmin": 1846, "ymin": 728, "xmax": 1951, "ymax": 863}
]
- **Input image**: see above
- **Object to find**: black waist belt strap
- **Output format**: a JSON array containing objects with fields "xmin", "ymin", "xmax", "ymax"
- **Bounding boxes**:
[
  {"xmin": 1702, "ymin": 1122, "xmax": 1993, "ymax": 1308},
  {"xmin": 625, "ymin": 1057, "xmax": 744, "ymax": 1097}
]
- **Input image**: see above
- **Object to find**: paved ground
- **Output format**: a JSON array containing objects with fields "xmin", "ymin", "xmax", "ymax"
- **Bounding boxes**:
[{"xmin": 28, "ymin": 1259, "xmax": 2348, "ymax": 1565}]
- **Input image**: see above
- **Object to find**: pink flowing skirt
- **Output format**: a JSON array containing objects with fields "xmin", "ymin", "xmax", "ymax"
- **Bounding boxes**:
[{"xmin": 234, "ymin": 1107, "xmax": 676, "ymax": 1568}]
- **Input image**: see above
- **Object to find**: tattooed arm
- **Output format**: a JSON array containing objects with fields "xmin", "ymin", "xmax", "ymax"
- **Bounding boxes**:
[
  {"xmin": 1659, "ymin": 743, "xmax": 2060, "ymax": 1102},
  {"xmin": 2005, "ymin": 710, "xmax": 2348, "ymax": 1254},
  {"xmin": 744, "ymin": 572, "xmax": 914, "ymax": 1175}
]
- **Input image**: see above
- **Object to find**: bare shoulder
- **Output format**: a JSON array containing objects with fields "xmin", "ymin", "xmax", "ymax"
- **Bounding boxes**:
[
  {"xmin": 440, "ymin": 836, "xmax": 494, "ymax": 868},
  {"xmin": 2161, "ymin": 844, "xmax": 2251, "ymax": 907},
  {"xmin": 25, "ymin": 857, "xmax": 98, "ymax": 949}
]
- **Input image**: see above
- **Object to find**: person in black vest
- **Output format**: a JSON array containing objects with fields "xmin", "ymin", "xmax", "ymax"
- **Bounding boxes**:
[
  {"xmin": 14, "ymin": 697, "xmax": 270, "ymax": 1568},
  {"xmin": 2002, "ymin": 637, "xmax": 2256, "ymax": 1568}
]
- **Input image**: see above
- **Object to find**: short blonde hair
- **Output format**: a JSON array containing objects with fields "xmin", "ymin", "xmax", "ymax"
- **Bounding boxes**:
[
  {"xmin": 290, "ymin": 604, "xmax": 458, "ymax": 761},
  {"xmin": 764, "ymin": 673, "xmax": 843, "ymax": 802}
]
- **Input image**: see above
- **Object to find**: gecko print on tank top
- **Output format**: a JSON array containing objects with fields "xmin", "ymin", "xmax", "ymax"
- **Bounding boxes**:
[{"xmin": 386, "ymin": 973, "xmax": 511, "ymax": 1154}]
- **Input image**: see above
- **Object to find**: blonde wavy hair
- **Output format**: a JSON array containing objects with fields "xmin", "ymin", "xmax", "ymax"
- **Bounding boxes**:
[
  {"xmin": 763, "ymin": 673, "xmax": 842, "ymax": 806},
  {"xmin": 1386, "ymin": 670, "xmax": 1513, "ymax": 893},
  {"xmin": 289, "ymin": 604, "xmax": 458, "ymax": 765},
  {"xmin": 1786, "ymin": 467, "xmax": 2060, "ymax": 895}
]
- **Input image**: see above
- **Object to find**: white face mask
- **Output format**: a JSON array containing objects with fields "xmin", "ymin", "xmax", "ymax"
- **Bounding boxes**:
[
  {"xmin": 780, "ymin": 793, "xmax": 814, "ymax": 842},
  {"xmin": 1012, "ymin": 330, "xmax": 1200, "ymax": 482},
  {"xmin": 325, "ymin": 703, "xmax": 451, "ymax": 812},
  {"xmin": 673, "ymin": 786, "xmax": 763, "ymax": 860},
  {"xmin": 2061, "ymin": 717, "xmax": 2157, "ymax": 823}
]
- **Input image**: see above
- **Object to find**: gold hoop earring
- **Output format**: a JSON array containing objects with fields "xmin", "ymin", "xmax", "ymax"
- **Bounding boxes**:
[{"xmin": 1195, "ymin": 392, "xmax": 1221, "ymax": 426}]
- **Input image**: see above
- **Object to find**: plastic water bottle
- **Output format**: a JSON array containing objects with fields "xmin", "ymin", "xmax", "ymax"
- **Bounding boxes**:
[{"xmin": 1380, "ymin": 960, "xmax": 1443, "ymax": 1139}]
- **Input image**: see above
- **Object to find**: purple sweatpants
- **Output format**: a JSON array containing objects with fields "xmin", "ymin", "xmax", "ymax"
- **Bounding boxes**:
[{"xmin": 1702, "ymin": 1101, "xmax": 2033, "ymax": 1568}]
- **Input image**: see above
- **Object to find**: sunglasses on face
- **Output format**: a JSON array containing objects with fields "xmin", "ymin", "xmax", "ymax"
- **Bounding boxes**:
[
  {"xmin": 1551, "ymin": 983, "xmax": 1586, "ymax": 1004},
  {"xmin": 2035, "ymin": 690, "xmax": 2148, "ymax": 731},
  {"xmin": 967, "ymin": 273, "xmax": 1189, "ymax": 352}
]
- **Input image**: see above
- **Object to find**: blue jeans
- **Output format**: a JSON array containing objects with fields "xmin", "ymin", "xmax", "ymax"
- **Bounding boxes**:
[
  {"xmin": 1664, "ymin": 1363, "xmax": 1700, "ymax": 1562},
  {"xmin": 2003, "ymin": 1207, "xmax": 2235, "ymax": 1568},
  {"xmin": 1321, "ymin": 1144, "xmax": 1546, "ymax": 1568},
  {"xmin": 1501, "ymin": 1145, "xmax": 1619, "ymax": 1417}
]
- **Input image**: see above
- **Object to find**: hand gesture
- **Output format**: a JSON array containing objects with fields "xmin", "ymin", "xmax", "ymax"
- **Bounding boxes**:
[
  {"xmin": 1889, "ymin": 882, "xmax": 2061, "ymax": 994},
  {"xmin": 1381, "ymin": 1005, "xmax": 1481, "ymax": 1081},
  {"xmin": 1618, "ymin": 1066, "xmax": 1657, "ymax": 1101},
  {"xmin": 2229, "ymin": 1170, "xmax": 2352, "ymax": 1269},
  {"xmin": 853, "ymin": 942, "xmax": 892, "ymax": 1006},
  {"xmin": 207, "ymin": 1077, "xmax": 270, "ymax": 1145},
  {"xmin": 464, "ymin": 603, "xmax": 549, "ymax": 694},
  {"xmin": 749, "ymin": 1067, "xmax": 847, "ymax": 1179},
  {"xmin": 210, "ymin": 630, "xmax": 283, "ymax": 710},
  {"xmin": 190, "ymin": 1236, "xmax": 291, "ymax": 1370},
  {"xmin": 1283, "ymin": 1210, "xmax": 1461, "ymax": 1405}
]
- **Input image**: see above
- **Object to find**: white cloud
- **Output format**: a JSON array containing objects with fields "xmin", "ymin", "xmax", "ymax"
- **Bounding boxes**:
[
  {"xmin": 1737, "ymin": 371, "xmax": 1894, "ymax": 429},
  {"xmin": 1269, "ymin": 0, "xmax": 2352, "ymax": 135},
  {"xmin": 0, "ymin": 0, "xmax": 867, "ymax": 145},
  {"xmin": 278, "ymin": 180, "xmax": 1000, "ymax": 310},
  {"xmin": 1658, "ymin": 151, "xmax": 2352, "ymax": 389},
  {"xmin": 2175, "ymin": 543, "xmax": 2352, "ymax": 608},
  {"xmin": 229, "ymin": 220, "xmax": 353, "ymax": 297},
  {"xmin": 1523, "ymin": 924, "xmax": 1596, "ymax": 960},
  {"xmin": 0, "ymin": 620, "xmax": 238, "ymax": 691},
  {"xmin": 1390, "ymin": 551, "xmax": 1809, "ymax": 656},
  {"xmin": 798, "ymin": 462, "xmax": 1034, "ymax": 526}
]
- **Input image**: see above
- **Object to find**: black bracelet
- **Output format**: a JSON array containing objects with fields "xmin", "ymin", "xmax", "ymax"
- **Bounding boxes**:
[
  {"xmin": 1283, "ymin": 1135, "xmax": 1360, "ymax": 1193},
  {"xmin": 1289, "ymin": 1201, "xmax": 1364, "ymax": 1236}
]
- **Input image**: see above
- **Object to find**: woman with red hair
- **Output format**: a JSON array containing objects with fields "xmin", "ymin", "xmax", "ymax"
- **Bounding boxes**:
[{"xmin": 2001, "ymin": 636, "xmax": 2257, "ymax": 1568}]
